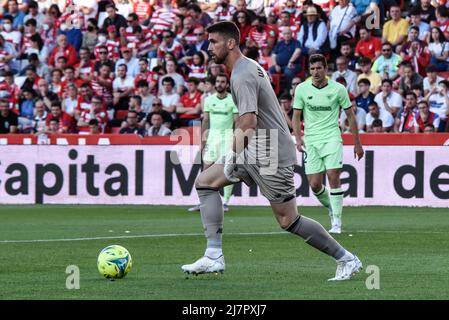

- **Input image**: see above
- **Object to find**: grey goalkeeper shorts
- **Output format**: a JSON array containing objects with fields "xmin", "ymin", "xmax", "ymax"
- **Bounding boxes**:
[{"xmin": 233, "ymin": 164, "xmax": 296, "ymax": 203}]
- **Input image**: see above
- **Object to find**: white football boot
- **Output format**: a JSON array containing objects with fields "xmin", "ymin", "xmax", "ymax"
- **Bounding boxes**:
[
  {"xmin": 328, "ymin": 254, "xmax": 362, "ymax": 281},
  {"xmin": 187, "ymin": 204, "xmax": 201, "ymax": 212},
  {"xmin": 181, "ymin": 255, "xmax": 225, "ymax": 275}
]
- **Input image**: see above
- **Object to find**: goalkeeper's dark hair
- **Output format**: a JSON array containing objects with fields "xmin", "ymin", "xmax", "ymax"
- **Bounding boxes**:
[
  {"xmin": 206, "ymin": 21, "xmax": 240, "ymax": 45},
  {"xmin": 309, "ymin": 54, "xmax": 327, "ymax": 68}
]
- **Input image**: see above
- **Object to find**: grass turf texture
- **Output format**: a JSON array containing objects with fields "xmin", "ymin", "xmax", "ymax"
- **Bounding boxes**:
[{"xmin": 0, "ymin": 205, "xmax": 448, "ymax": 300}]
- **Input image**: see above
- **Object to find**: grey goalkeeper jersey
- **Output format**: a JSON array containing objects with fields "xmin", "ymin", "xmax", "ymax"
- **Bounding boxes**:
[{"xmin": 230, "ymin": 56, "xmax": 297, "ymax": 168}]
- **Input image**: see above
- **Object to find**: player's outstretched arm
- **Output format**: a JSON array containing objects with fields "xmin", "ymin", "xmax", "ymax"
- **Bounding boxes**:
[
  {"xmin": 292, "ymin": 109, "xmax": 304, "ymax": 152},
  {"xmin": 344, "ymin": 108, "xmax": 364, "ymax": 160}
]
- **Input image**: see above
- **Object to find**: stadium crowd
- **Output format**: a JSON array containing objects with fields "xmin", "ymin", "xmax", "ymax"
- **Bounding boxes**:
[{"xmin": 0, "ymin": 0, "xmax": 449, "ymax": 137}]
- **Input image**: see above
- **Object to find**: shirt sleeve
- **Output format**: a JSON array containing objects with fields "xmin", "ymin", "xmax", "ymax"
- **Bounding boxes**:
[
  {"xmin": 203, "ymin": 96, "xmax": 210, "ymax": 112},
  {"xmin": 339, "ymin": 84, "xmax": 352, "ymax": 109},
  {"xmin": 293, "ymin": 85, "xmax": 304, "ymax": 110},
  {"xmin": 231, "ymin": 72, "xmax": 258, "ymax": 116}
]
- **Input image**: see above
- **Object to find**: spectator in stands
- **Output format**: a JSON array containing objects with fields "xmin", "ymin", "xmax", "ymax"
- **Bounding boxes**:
[
  {"xmin": 115, "ymin": 46, "xmax": 139, "ymax": 77},
  {"xmin": 269, "ymin": 28, "xmax": 301, "ymax": 89},
  {"xmin": 409, "ymin": 7, "xmax": 430, "ymax": 42},
  {"xmin": 382, "ymin": 5, "xmax": 409, "ymax": 53},
  {"xmin": 435, "ymin": 5, "xmax": 449, "ymax": 40},
  {"xmin": 425, "ymin": 79, "xmax": 449, "ymax": 131},
  {"xmin": 372, "ymin": 42, "xmax": 402, "ymax": 80},
  {"xmin": 0, "ymin": 70, "xmax": 19, "ymax": 105},
  {"xmin": 233, "ymin": 10, "xmax": 253, "ymax": 46},
  {"xmin": 401, "ymin": 39, "xmax": 431, "ymax": 78},
  {"xmin": 371, "ymin": 118, "xmax": 384, "ymax": 133},
  {"xmin": 31, "ymin": 99, "xmax": 47, "ymax": 133},
  {"xmin": 113, "ymin": 63, "xmax": 134, "ymax": 110},
  {"xmin": 214, "ymin": 0, "xmax": 236, "ymax": 23},
  {"xmin": 147, "ymin": 97, "xmax": 173, "ymax": 129},
  {"xmin": 413, "ymin": 0, "xmax": 436, "ymax": 24},
  {"xmin": 247, "ymin": 15, "xmax": 277, "ymax": 57},
  {"xmin": 102, "ymin": 3, "xmax": 127, "ymax": 37},
  {"xmin": 1, "ymin": 15, "xmax": 22, "ymax": 53},
  {"xmin": 279, "ymin": 92, "xmax": 293, "ymax": 132},
  {"xmin": 414, "ymin": 100, "xmax": 440, "ymax": 133},
  {"xmin": 119, "ymin": 109, "xmax": 145, "ymax": 137},
  {"xmin": 18, "ymin": 88, "xmax": 36, "ymax": 132},
  {"xmin": 75, "ymin": 82, "xmax": 94, "ymax": 120},
  {"xmin": 300, "ymin": 0, "xmax": 329, "ymax": 24},
  {"xmin": 340, "ymin": 98, "xmax": 366, "ymax": 133},
  {"xmin": 185, "ymin": 26, "xmax": 210, "ymax": 59},
  {"xmin": 37, "ymin": 78, "xmax": 59, "ymax": 110},
  {"xmin": 62, "ymin": 84, "xmax": 78, "ymax": 117},
  {"xmin": 136, "ymin": 79, "xmax": 155, "ymax": 114},
  {"xmin": 49, "ymin": 68, "xmax": 63, "ymax": 97},
  {"xmin": 159, "ymin": 59, "xmax": 185, "ymax": 95},
  {"xmin": 0, "ymin": 98, "xmax": 17, "ymax": 133},
  {"xmin": 427, "ymin": 27, "xmax": 449, "ymax": 72},
  {"xmin": 423, "ymin": 64, "xmax": 444, "ymax": 96},
  {"xmin": 0, "ymin": 34, "xmax": 17, "ymax": 73},
  {"xmin": 24, "ymin": 1, "xmax": 44, "ymax": 27},
  {"xmin": 374, "ymin": 79, "xmax": 403, "ymax": 117},
  {"xmin": 59, "ymin": 17, "xmax": 83, "ymax": 52},
  {"xmin": 75, "ymin": 47, "xmax": 95, "ymax": 83},
  {"xmin": 355, "ymin": 78, "xmax": 375, "ymax": 113},
  {"xmin": 22, "ymin": 53, "xmax": 50, "ymax": 82},
  {"xmin": 94, "ymin": 46, "xmax": 115, "ymax": 75},
  {"xmin": 77, "ymin": 95, "xmax": 108, "ymax": 132},
  {"xmin": 233, "ymin": 0, "xmax": 257, "ymax": 22},
  {"xmin": 82, "ymin": 18, "xmax": 99, "ymax": 55},
  {"xmin": 159, "ymin": 76, "xmax": 179, "ymax": 117},
  {"xmin": 277, "ymin": 11, "xmax": 299, "ymax": 41},
  {"xmin": 290, "ymin": 77, "xmax": 301, "ymax": 97},
  {"xmin": 88, "ymin": 118, "xmax": 100, "ymax": 135},
  {"xmin": 187, "ymin": 3, "xmax": 213, "ymax": 28},
  {"xmin": 4, "ymin": 0, "xmax": 25, "ymax": 30},
  {"xmin": 328, "ymin": 0, "xmax": 357, "ymax": 53},
  {"xmin": 339, "ymin": 41, "xmax": 357, "ymax": 71},
  {"xmin": 297, "ymin": 6, "xmax": 328, "ymax": 56},
  {"xmin": 355, "ymin": 26, "xmax": 382, "ymax": 61},
  {"xmin": 55, "ymin": 56, "xmax": 68, "ymax": 73},
  {"xmin": 47, "ymin": 117, "xmax": 59, "ymax": 133},
  {"xmin": 175, "ymin": 15, "xmax": 195, "ymax": 49},
  {"xmin": 398, "ymin": 61, "xmax": 423, "ymax": 96},
  {"xmin": 357, "ymin": 56, "xmax": 382, "ymax": 94},
  {"xmin": 157, "ymin": 29, "xmax": 184, "ymax": 64},
  {"xmin": 20, "ymin": 19, "xmax": 44, "ymax": 61},
  {"xmin": 396, "ymin": 91, "xmax": 419, "ymax": 133},
  {"xmin": 125, "ymin": 95, "xmax": 147, "ymax": 128},
  {"xmin": 366, "ymin": 101, "xmax": 394, "ymax": 132},
  {"xmin": 45, "ymin": 101, "xmax": 76, "ymax": 133},
  {"xmin": 21, "ymin": 64, "xmax": 39, "ymax": 92},
  {"xmin": 48, "ymin": 34, "xmax": 78, "ymax": 67},
  {"xmin": 176, "ymin": 77, "xmax": 202, "ymax": 127},
  {"xmin": 147, "ymin": 113, "xmax": 172, "ymax": 136},
  {"xmin": 332, "ymin": 56, "xmax": 357, "ymax": 96}
]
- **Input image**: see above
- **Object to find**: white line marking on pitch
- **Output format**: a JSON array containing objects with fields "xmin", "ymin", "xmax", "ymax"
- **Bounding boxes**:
[
  {"xmin": 0, "ymin": 231, "xmax": 286, "ymax": 243},
  {"xmin": 0, "ymin": 229, "xmax": 446, "ymax": 244}
]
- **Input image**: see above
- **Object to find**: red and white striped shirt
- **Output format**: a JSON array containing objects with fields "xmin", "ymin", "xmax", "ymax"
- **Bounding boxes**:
[
  {"xmin": 214, "ymin": 5, "xmax": 236, "ymax": 21},
  {"xmin": 133, "ymin": 1, "xmax": 153, "ymax": 22},
  {"xmin": 151, "ymin": 7, "xmax": 180, "ymax": 34},
  {"xmin": 249, "ymin": 26, "xmax": 277, "ymax": 50},
  {"xmin": 186, "ymin": 62, "xmax": 207, "ymax": 80}
]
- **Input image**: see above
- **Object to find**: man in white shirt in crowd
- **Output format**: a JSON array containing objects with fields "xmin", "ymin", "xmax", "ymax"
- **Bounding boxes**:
[{"xmin": 366, "ymin": 101, "xmax": 394, "ymax": 132}]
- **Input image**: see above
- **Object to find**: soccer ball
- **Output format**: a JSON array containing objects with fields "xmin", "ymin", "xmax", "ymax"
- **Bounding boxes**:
[{"xmin": 97, "ymin": 245, "xmax": 132, "ymax": 280}]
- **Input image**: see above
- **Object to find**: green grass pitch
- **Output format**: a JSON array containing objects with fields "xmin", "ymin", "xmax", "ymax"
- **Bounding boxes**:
[{"xmin": 0, "ymin": 205, "xmax": 448, "ymax": 300}]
